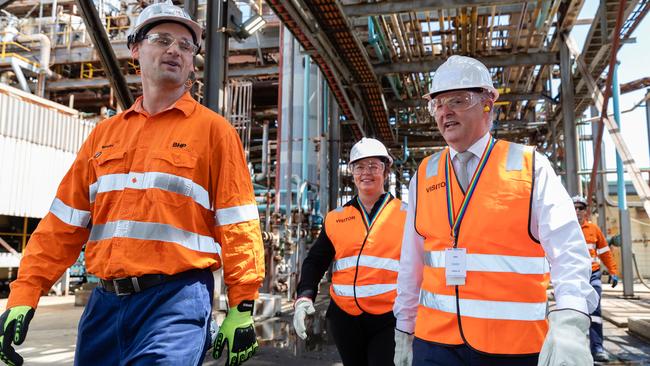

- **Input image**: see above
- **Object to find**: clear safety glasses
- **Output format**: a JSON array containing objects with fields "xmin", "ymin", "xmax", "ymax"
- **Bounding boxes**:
[
  {"xmin": 351, "ymin": 162, "xmax": 385, "ymax": 175},
  {"xmin": 145, "ymin": 33, "xmax": 199, "ymax": 55},
  {"xmin": 427, "ymin": 91, "xmax": 482, "ymax": 116}
]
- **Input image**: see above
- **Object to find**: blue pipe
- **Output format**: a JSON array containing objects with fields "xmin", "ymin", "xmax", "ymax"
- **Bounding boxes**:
[
  {"xmin": 393, "ymin": 136, "xmax": 410, "ymax": 165},
  {"xmin": 535, "ymin": 0, "xmax": 552, "ymax": 29},
  {"xmin": 613, "ymin": 62, "xmax": 627, "ymax": 209},
  {"xmin": 302, "ymin": 55, "xmax": 311, "ymax": 185},
  {"xmin": 369, "ymin": 17, "xmax": 402, "ymax": 100}
]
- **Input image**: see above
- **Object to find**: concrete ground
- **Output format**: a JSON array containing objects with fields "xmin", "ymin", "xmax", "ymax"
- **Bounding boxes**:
[{"xmin": 2, "ymin": 284, "xmax": 650, "ymax": 366}]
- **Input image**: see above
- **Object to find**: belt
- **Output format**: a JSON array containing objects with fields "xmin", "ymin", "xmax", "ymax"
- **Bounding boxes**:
[{"xmin": 99, "ymin": 269, "xmax": 206, "ymax": 296}]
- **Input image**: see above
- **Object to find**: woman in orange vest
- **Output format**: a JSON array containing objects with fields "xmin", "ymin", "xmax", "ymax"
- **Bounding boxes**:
[{"xmin": 292, "ymin": 137, "xmax": 407, "ymax": 366}]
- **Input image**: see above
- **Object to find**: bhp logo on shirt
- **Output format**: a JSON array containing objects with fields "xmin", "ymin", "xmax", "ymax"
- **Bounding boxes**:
[
  {"xmin": 426, "ymin": 182, "xmax": 446, "ymax": 193},
  {"xmin": 172, "ymin": 142, "xmax": 187, "ymax": 148}
]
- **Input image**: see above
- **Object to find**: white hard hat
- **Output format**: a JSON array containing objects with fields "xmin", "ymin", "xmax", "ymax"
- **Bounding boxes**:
[
  {"xmin": 425, "ymin": 55, "xmax": 499, "ymax": 101},
  {"xmin": 127, "ymin": 0, "xmax": 202, "ymax": 50},
  {"xmin": 349, "ymin": 138, "xmax": 393, "ymax": 165},
  {"xmin": 572, "ymin": 195, "xmax": 588, "ymax": 207}
]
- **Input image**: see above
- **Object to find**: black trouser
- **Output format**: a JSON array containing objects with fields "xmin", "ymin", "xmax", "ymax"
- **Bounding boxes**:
[{"xmin": 326, "ymin": 300, "xmax": 396, "ymax": 366}]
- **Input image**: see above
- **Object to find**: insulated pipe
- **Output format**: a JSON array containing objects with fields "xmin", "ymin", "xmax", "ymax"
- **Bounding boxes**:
[
  {"xmin": 16, "ymin": 33, "xmax": 53, "ymax": 78},
  {"xmin": 10, "ymin": 58, "xmax": 30, "ymax": 93},
  {"xmin": 253, "ymin": 121, "xmax": 269, "ymax": 182},
  {"xmin": 302, "ymin": 55, "xmax": 311, "ymax": 184}
]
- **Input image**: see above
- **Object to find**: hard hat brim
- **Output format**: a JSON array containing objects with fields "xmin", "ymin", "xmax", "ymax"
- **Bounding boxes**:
[
  {"xmin": 424, "ymin": 87, "xmax": 499, "ymax": 101},
  {"xmin": 129, "ymin": 16, "xmax": 203, "ymax": 48}
]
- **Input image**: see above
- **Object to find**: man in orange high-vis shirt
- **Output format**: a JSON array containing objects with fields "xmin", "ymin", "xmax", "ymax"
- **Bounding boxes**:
[
  {"xmin": 393, "ymin": 55, "xmax": 598, "ymax": 366},
  {"xmin": 0, "ymin": 2, "xmax": 264, "ymax": 366},
  {"xmin": 573, "ymin": 195, "xmax": 618, "ymax": 362}
]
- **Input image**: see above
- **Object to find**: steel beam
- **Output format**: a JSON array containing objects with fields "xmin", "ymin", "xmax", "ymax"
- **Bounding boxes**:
[
  {"xmin": 204, "ymin": 0, "xmax": 229, "ymax": 114},
  {"xmin": 591, "ymin": 106, "xmax": 608, "ymax": 233},
  {"xmin": 374, "ymin": 52, "xmax": 559, "ymax": 74},
  {"xmin": 0, "ymin": 0, "xmax": 18, "ymax": 10},
  {"xmin": 45, "ymin": 66, "xmax": 279, "ymax": 91},
  {"xmin": 74, "ymin": 0, "xmax": 133, "ymax": 109},
  {"xmin": 344, "ymin": 0, "xmax": 525, "ymax": 17},
  {"xmin": 329, "ymin": 90, "xmax": 341, "ymax": 211},
  {"xmin": 559, "ymin": 34, "xmax": 579, "ymax": 195}
]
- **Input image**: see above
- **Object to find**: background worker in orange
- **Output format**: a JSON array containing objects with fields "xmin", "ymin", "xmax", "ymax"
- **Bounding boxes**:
[
  {"xmin": 393, "ymin": 55, "xmax": 598, "ymax": 366},
  {"xmin": 292, "ymin": 138, "xmax": 407, "ymax": 366},
  {"xmin": 572, "ymin": 195, "xmax": 618, "ymax": 363},
  {"xmin": 0, "ymin": 2, "xmax": 264, "ymax": 366}
]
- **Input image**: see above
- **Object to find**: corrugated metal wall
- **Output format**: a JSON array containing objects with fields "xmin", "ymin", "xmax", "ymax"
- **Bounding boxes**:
[{"xmin": 0, "ymin": 84, "xmax": 96, "ymax": 218}]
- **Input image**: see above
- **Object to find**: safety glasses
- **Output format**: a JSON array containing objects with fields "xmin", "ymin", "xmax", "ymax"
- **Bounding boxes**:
[
  {"xmin": 145, "ymin": 33, "xmax": 199, "ymax": 55},
  {"xmin": 352, "ymin": 162, "xmax": 385, "ymax": 175},
  {"xmin": 427, "ymin": 91, "xmax": 482, "ymax": 116}
]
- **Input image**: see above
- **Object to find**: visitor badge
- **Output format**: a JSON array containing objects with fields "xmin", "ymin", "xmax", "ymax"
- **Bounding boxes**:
[{"xmin": 445, "ymin": 248, "xmax": 467, "ymax": 286}]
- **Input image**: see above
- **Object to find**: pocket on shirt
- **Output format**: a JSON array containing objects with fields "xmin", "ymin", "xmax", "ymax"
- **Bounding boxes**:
[
  {"xmin": 144, "ymin": 150, "xmax": 200, "ymax": 208},
  {"xmin": 89, "ymin": 149, "xmax": 128, "ymax": 204}
]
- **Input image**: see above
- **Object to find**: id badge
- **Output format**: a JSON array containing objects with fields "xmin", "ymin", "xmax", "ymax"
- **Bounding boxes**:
[{"xmin": 445, "ymin": 248, "xmax": 467, "ymax": 286}]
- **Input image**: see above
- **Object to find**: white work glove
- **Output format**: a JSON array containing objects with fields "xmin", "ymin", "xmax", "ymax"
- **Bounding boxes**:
[
  {"xmin": 393, "ymin": 328, "xmax": 413, "ymax": 366},
  {"xmin": 537, "ymin": 309, "xmax": 593, "ymax": 366},
  {"xmin": 292, "ymin": 297, "xmax": 315, "ymax": 340}
]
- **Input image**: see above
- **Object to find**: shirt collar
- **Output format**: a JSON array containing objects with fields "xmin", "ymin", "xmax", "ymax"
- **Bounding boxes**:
[
  {"xmin": 124, "ymin": 92, "xmax": 197, "ymax": 119},
  {"xmin": 449, "ymin": 133, "xmax": 491, "ymax": 160}
]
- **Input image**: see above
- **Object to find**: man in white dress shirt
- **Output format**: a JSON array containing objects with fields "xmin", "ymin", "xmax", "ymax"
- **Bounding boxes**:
[{"xmin": 392, "ymin": 55, "xmax": 598, "ymax": 366}]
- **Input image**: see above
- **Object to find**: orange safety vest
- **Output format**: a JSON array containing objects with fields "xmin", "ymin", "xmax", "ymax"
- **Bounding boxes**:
[
  {"xmin": 325, "ymin": 196, "xmax": 407, "ymax": 316},
  {"xmin": 414, "ymin": 140, "xmax": 550, "ymax": 355},
  {"xmin": 582, "ymin": 221, "xmax": 618, "ymax": 274}
]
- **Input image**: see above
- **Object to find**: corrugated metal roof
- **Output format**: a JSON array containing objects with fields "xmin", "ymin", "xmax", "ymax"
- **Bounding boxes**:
[{"xmin": 0, "ymin": 83, "xmax": 95, "ymax": 218}]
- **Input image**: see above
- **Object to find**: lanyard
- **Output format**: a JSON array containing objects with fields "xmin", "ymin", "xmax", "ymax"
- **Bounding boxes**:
[
  {"xmin": 357, "ymin": 193, "xmax": 391, "ymax": 230},
  {"xmin": 445, "ymin": 138, "xmax": 496, "ymax": 243}
]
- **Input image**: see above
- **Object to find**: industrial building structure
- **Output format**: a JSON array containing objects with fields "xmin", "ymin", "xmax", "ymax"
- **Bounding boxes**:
[{"xmin": 0, "ymin": 0, "xmax": 650, "ymax": 360}]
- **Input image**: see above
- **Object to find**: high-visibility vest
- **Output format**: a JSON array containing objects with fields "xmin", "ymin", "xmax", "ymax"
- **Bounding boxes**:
[
  {"xmin": 325, "ymin": 197, "xmax": 407, "ymax": 316},
  {"xmin": 414, "ymin": 140, "xmax": 550, "ymax": 355},
  {"xmin": 581, "ymin": 222, "xmax": 618, "ymax": 274}
]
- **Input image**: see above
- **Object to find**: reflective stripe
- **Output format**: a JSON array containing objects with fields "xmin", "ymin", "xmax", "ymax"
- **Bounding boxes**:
[
  {"xmin": 332, "ymin": 284, "xmax": 396, "ymax": 298},
  {"xmin": 89, "ymin": 172, "xmax": 210, "ymax": 209},
  {"xmin": 426, "ymin": 151, "xmax": 443, "ymax": 178},
  {"xmin": 419, "ymin": 289, "xmax": 547, "ymax": 321},
  {"xmin": 333, "ymin": 255, "xmax": 400, "ymax": 273},
  {"xmin": 591, "ymin": 315, "xmax": 602, "ymax": 324},
  {"xmin": 50, "ymin": 198, "xmax": 91, "ymax": 228},
  {"xmin": 424, "ymin": 250, "xmax": 549, "ymax": 275},
  {"xmin": 89, "ymin": 220, "xmax": 220, "ymax": 254},
  {"xmin": 596, "ymin": 246, "xmax": 610, "ymax": 255},
  {"xmin": 400, "ymin": 201, "xmax": 408, "ymax": 211},
  {"xmin": 586, "ymin": 243, "xmax": 596, "ymax": 250},
  {"xmin": 214, "ymin": 204, "xmax": 259, "ymax": 226},
  {"xmin": 506, "ymin": 143, "xmax": 525, "ymax": 171}
]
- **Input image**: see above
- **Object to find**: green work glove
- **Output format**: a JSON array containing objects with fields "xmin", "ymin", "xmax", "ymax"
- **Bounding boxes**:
[
  {"xmin": 213, "ymin": 300, "xmax": 258, "ymax": 366},
  {"xmin": 0, "ymin": 306, "xmax": 35, "ymax": 366}
]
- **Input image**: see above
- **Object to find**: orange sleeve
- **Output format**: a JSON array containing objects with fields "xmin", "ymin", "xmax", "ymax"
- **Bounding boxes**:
[
  {"xmin": 211, "ymin": 122, "xmax": 265, "ymax": 307},
  {"xmin": 595, "ymin": 225, "xmax": 618, "ymax": 275},
  {"xmin": 7, "ymin": 129, "xmax": 96, "ymax": 309}
]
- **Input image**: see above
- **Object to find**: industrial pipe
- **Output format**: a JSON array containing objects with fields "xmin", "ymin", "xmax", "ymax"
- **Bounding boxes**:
[
  {"xmin": 16, "ymin": 33, "xmax": 53, "ymax": 78},
  {"xmin": 10, "ymin": 58, "xmax": 30, "ymax": 93}
]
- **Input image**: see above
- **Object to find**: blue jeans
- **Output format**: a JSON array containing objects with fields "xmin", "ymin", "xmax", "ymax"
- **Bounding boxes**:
[
  {"xmin": 589, "ymin": 269, "xmax": 604, "ymax": 354},
  {"xmin": 74, "ymin": 269, "xmax": 214, "ymax": 366},
  {"xmin": 412, "ymin": 337, "xmax": 538, "ymax": 366}
]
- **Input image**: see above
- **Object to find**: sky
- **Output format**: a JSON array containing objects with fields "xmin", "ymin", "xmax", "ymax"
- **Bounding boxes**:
[{"xmin": 570, "ymin": 0, "xmax": 650, "ymax": 181}]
